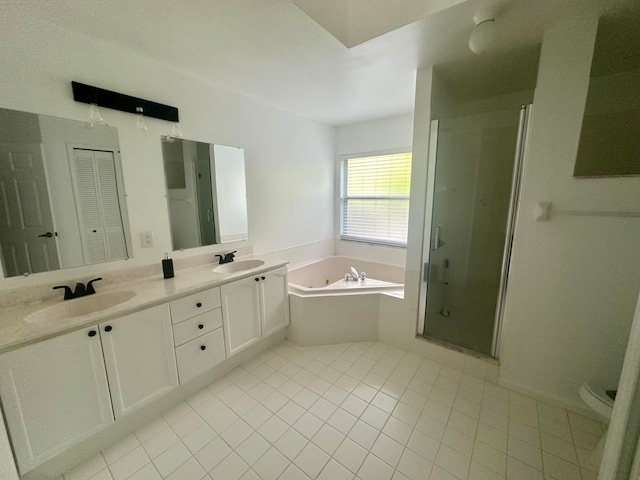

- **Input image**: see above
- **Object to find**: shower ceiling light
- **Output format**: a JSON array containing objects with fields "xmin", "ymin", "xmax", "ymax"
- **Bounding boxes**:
[{"xmin": 469, "ymin": 12, "xmax": 497, "ymax": 54}]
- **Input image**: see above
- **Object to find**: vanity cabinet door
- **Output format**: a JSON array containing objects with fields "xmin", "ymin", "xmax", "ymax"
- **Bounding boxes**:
[
  {"xmin": 99, "ymin": 304, "xmax": 178, "ymax": 419},
  {"xmin": 220, "ymin": 276, "xmax": 262, "ymax": 357},
  {"xmin": 261, "ymin": 267, "xmax": 290, "ymax": 338},
  {"xmin": 0, "ymin": 327, "xmax": 113, "ymax": 473}
]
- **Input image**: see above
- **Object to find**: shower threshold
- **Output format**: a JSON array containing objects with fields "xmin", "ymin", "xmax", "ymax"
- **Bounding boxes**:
[{"xmin": 416, "ymin": 334, "xmax": 500, "ymax": 365}]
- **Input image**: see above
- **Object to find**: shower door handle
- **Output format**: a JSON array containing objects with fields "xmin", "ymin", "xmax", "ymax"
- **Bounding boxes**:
[{"xmin": 433, "ymin": 224, "xmax": 445, "ymax": 251}]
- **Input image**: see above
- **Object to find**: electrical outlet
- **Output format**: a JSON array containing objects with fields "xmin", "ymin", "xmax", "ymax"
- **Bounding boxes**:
[{"xmin": 140, "ymin": 231, "xmax": 154, "ymax": 248}]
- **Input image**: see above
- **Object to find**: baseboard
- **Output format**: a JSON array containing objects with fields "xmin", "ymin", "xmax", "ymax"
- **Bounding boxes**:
[{"xmin": 498, "ymin": 377, "xmax": 602, "ymax": 421}]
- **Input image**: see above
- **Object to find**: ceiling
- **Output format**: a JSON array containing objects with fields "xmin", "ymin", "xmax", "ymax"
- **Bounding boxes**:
[
  {"xmin": 293, "ymin": 0, "xmax": 466, "ymax": 47},
  {"xmin": 4, "ymin": 0, "xmax": 633, "ymax": 126}
]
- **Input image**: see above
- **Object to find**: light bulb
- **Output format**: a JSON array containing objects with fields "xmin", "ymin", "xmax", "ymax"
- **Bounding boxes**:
[
  {"xmin": 89, "ymin": 103, "xmax": 103, "ymax": 124},
  {"xmin": 469, "ymin": 18, "xmax": 497, "ymax": 54},
  {"xmin": 170, "ymin": 122, "xmax": 183, "ymax": 138},
  {"xmin": 136, "ymin": 107, "xmax": 148, "ymax": 130}
]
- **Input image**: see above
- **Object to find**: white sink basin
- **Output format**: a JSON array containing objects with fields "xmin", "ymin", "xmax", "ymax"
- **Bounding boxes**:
[
  {"xmin": 213, "ymin": 259, "xmax": 265, "ymax": 274},
  {"xmin": 25, "ymin": 291, "xmax": 137, "ymax": 324}
]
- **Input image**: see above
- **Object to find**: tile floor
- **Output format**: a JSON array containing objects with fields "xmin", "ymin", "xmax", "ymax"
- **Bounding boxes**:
[{"xmin": 63, "ymin": 340, "xmax": 604, "ymax": 480}]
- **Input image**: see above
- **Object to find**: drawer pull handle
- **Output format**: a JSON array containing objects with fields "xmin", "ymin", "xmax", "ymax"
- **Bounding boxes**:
[
  {"xmin": 196, "ymin": 302, "xmax": 202, "ymax": 308},
  {"xmin": 261, "ymin": 276, "xmax": 265, "ymax": 280},
  {"xmin": 198, "ymin": 324, "xmax": 204, "ymax": 329},
  {"xmin": 88, "ymin": 330, "xmax": 97, "ymax": 337},
  {"xmin": 104, "ymin": 325, "xmax": 113, "ymax": 332},
  {"xmin": 200, "ymin": 345, "xmax": 206, "ymax": 351}
]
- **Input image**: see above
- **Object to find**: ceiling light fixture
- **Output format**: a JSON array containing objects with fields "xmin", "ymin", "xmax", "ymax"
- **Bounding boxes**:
[
  {"xmin": 135, "ymin": 107, "xmax": 148, "ymax": 130},
  {"xmin": 469, "ymin": 11, "xmax": 497, "ymax": 54}
]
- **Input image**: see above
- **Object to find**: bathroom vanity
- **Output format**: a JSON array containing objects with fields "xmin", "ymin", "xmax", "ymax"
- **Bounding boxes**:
[{"xmin": 0, "ymin": 259, "xmax": 289, "ymax": 474}]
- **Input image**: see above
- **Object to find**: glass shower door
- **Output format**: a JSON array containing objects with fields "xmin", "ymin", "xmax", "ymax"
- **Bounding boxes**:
[{"xmin": 422, "ymin": 106, "xmax": 529, "ymax": 356}]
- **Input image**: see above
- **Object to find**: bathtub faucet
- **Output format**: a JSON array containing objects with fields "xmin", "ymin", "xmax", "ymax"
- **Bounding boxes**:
[{"xmin": 345, "ymin": 268, "xmax": 368, "ymax": 281}]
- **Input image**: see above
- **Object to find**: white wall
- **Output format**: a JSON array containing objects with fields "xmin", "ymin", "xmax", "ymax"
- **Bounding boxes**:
[
  {"xmin": 0, "ymin": 13, "xmax": 335, "ymax": 289},
  {"xmin": 499, "ymin": 13, "xmax": 640, "ymax": 407},
  {"xmin": 335, "ymin": 113, "xmax": 414, "ymax": 266}
]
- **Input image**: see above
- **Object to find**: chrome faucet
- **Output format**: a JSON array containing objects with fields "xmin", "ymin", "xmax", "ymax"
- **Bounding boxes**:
[
  {"xmin": 53, "ymin": 277, "xmax": 103, "ymax": 300},
  {"xmin": 350, "ymin": 267, "xmax": 359, "ymax": 280}
]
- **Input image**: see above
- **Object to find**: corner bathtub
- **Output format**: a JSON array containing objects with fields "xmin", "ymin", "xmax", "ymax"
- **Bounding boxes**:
[{"xmin": 287, "ymin": 257, "xmax": 404, "ymax": 345}]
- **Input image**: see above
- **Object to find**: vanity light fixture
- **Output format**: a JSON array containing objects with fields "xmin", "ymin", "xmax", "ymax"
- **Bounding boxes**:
[
  {"xmin": 469, "ymin": 9, "xmax": 498, "ymax": 54},
  {"xmin": 170, "ymin": 122, "xmax": 183, "ymax": 138},
  {"xmin": 89, "ymin": 103, "xmax": 104, "ymax": 125},
  {"xmin": 135, "ymin": 107, "xmax": 148, "ymax": 130},
  {"xmin": 71, "ymin": 81, "xmax": 179, "ymax": 128}
]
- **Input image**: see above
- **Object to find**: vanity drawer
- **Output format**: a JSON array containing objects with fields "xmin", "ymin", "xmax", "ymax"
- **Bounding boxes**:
[
  {"xmin": 172, "ymin": 308, "xmax": 222, "ymax": 347},
  {"xmin": 170, "ymin": 287, "xmax": 221, "ymax": 324},
  {"xmin": 175, "ymin": 328, "xmax": 226, "ymax": 383}
]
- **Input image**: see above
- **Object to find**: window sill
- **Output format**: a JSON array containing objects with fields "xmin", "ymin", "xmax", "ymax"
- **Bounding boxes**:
[{"xmin": 339, "ymin": 237, "xmax": 407, "ymax": 249}]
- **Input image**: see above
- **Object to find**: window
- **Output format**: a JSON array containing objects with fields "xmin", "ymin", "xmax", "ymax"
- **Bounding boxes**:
[{"xmin": 340, "ymin": 151, "xmax": 412, "ymax": 246}]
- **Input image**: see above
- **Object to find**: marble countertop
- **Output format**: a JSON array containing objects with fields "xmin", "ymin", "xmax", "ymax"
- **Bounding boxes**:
[{"xmin": 0, "ymin": 256, "xmax": 288, "ymax": 354}]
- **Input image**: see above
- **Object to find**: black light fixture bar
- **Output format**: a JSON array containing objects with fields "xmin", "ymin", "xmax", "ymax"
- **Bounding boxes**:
[{"xmin": 72, "ymin": 81, "xmax": 179, "ymax": 123}]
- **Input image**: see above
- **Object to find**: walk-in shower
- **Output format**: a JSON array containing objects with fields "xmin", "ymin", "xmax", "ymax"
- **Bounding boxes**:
[{"xmin": 418, "ymin": 105, "xmax": 531, "ymax": 357}]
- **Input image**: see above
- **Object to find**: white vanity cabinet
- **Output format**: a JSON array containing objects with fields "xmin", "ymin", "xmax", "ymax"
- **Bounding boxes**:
[
  {"xmin": 0, "ymin": 262, "xmax": 288, "ymax": 474},
  {"xmin": 221, "ymin": 276, "xmax": 262, "ymax": 356},
  {"xmin": 221, "ymin": 267, "xmax": 289, "ymax": 357},
  {"xmin": 170, "ymin": 287, "xmax": 227, "ymax": 383},
  {"xmin": 0, "ymin": 326, "xmax": 113, "ymax": 473},
  {"xmin": 99, "ymin": 304, "xmax": 178, "ymax": 419},
  {"xmin": 0, "ymin": 304, "xmax": 178, "ymax": 473},
  {"xmin": 261, "ymin": 267, "xmax": 290, "ymax": 338}
]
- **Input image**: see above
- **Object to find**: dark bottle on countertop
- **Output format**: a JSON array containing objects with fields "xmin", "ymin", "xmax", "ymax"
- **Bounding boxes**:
[{"xmin": 162, "ymin": 252, "xmax": 174, "ymax": 279}]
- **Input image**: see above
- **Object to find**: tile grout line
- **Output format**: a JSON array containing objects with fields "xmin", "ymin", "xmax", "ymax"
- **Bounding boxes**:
[{"xmin": 68, "ymin": 339, "xmax": 600, "ymax": 480}]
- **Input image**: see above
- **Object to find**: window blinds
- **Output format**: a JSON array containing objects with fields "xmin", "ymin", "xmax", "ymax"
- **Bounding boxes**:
[{"xmin": 340, "ymin": 152, "xmax": 412, "ymax": 246}]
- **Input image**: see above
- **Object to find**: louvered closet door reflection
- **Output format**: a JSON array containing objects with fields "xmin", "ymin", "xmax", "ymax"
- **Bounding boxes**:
[
  {"xmin": 72, "ymin": 149, "xmax": 126, "ymax": 264},
  {"xmin": 94, "ymin": 151, "xmax": 127, "ymax": 260}
]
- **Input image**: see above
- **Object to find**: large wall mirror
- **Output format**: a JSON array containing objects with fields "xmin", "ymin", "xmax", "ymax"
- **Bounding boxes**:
[
  {"xmin": 161, "ymin": 138, "xmax": 248, "ymax": 251},
  {"xmin": 574, "ymin": 6, "xmax": 640, "ymax": 177},
  {"xmin": 0, "ymin": 108, "xmax": 131, "ymax": 278}
]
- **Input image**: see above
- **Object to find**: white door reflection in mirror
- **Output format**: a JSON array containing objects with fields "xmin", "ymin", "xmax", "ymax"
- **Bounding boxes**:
[
  {"xmin": 0, "ymin": 143, "xmax": 60, "ymax": 276},
  {"xmin": 211, "ymin": 144, "xmax": 248, "ymax": 243}
]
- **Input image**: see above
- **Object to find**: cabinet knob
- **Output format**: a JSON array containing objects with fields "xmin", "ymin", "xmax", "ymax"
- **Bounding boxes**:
[
  {"xmin": 198, "ymin": 324, "xmax": 204, "ymax": 329},
  {"xmin": 261, "ymin": 276, "xmax": 265, "ymax": 280},
  {"xmin": 200, "ymin": 345, "xmax": 206, "ymax": 351},
  {"xmin": 104, "ymin": 325, "xmax": 112, "ymax": 332},
  {"xmin": 88, "ymin": 330, "xmax": 97, "ymax": 337},
  {"xmin": 255, "ymin": 277, "xmax": 259, "ymax": 282},
  {"xmin": 196, "ymin": 302, "xmax": 202, "ymax": 308}
]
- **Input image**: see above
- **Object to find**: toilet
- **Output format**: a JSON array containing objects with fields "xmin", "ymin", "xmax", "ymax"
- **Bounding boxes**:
[{"xmin": 579, "ymin": 382, "xmax": 616, "ymax": 467}]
